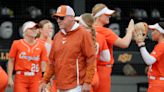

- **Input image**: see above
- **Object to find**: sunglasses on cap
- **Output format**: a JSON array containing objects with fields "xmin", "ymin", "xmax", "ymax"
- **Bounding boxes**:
[{"xmin": 54, "ymin": 16, "xmax": 65, "ymax": 20}]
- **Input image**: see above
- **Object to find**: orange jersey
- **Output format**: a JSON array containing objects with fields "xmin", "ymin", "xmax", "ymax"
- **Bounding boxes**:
[
  {"xmin": 96, "ymin": 33, "xmax": 110, "ymax": 65},
  {"xmin": 37, "ymin": 38, "xmax": 52, "ymax": 56},
  {"xmin": 148, "ymin": 42, "xmax": 164, "ymax": 77},
  {"xmin": 9, "ymin": 39, "xmax": 48, "ymax": 72},
  {"xmin": 95, "ymin": 26, "xmax": 118, "ymax": 65}
]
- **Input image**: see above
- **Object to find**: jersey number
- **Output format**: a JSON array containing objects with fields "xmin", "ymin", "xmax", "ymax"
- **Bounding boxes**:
[{"xmin": 31, "ymin": 64, "xmax": 39, "ymax": 72}]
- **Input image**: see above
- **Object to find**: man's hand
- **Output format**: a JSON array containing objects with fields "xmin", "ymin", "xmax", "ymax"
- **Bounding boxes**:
[
  {"xmin": 8, "ymin": 77, "xmax": 14, "ymax": 87},
  {"xmin": 39, "ymin": 82, "xmax": 47, "ymax": 92},
  {"xmin": 82, "ymin": 83, "xmax": 91, "ymax": 92}
]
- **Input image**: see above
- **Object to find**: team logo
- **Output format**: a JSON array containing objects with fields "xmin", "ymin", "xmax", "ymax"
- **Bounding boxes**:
[{"xmin": 19, "ymin": 52, "xmax": 40, "ymax": 61}]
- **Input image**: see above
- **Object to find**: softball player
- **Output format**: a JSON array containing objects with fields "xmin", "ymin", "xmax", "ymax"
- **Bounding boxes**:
[
  {"xmin": 37, "ymin": 19, "xmax": 57, "ymax": 92},
  {"xmin": 91, "ymin": 3, "xmax": 134, "ymax": 92},
  {"xmin": 76, "ymin": 13, "xmax": 111, "ymax": 92},
  {"xmin": 0, "ymin": 66, "xmax": 8, "ymax": 92},
  {"xmin": 136, "ymin": 22, "xmax": 164, "ymax": 92},
  {"xmin": 7, "ymin": 21, "xmax": 48, "ymax": 92}
]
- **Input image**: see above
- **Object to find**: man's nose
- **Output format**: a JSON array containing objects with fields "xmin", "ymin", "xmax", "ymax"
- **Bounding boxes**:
[{"xmin": 57, "ymin": 18, "xmax": 61, "ymax": 22}]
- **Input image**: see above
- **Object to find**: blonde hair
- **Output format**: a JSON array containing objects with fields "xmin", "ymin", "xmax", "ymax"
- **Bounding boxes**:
[
  {"xmin": 36, "ymin": 19, "xmax": 51, "ymax": 38},
  {"xmin": 92, "ymin": 3, "xmax": 107, "ymax": 17},
  {"xmin": 81, "ymin": 13, "xmax": 97, "ymax": 50},
  {"xmin": 38, "ymin": 19, "xmax": 51, "ymax": 28}
]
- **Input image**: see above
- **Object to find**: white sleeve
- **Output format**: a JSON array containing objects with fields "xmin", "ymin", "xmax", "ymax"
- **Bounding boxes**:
[
  {"xmin": 99, "ymin": 49, "xmax": 111, "ymax": 62},
  {"xmin": 45, "ymin": 42, "xmax": 52, "ymax": 56},
  {"xmin": 140, "ymin": 47, "xmax": 156, "ymax": 65}
]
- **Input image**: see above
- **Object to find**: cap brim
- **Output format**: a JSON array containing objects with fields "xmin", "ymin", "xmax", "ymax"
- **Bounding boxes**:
[
  {"xmin": 34, "ymin": 24, "xmax": 39, "ymax": 28},
  {"xmin": 52, "ymin": 13, "xmax": 66, "ymax": 18},
  {"xmin": 105, "ymin": 9, "xmax": 115, "ymax": 15}
]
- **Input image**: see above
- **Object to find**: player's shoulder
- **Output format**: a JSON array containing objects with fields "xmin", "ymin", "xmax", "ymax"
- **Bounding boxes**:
[
  {"xmin": 36, "ymin": 40, "xmax": 45, "ymax": 47},
  {"xmin": 36, "ymin": 38, "xmax": 46, "ymax": 45},
  {"xmin": 12, "ymin": 39, "xmax": 22, "ymax": 44},
  {"xmin": 95, "ymin": 26, "xmax": 113, "ymax": 34},
  {"xmin": 76, "ymin": 26, "xmax": 91, "ymax": 36},
  {"xmin": 155, "ymin": 42, "xmax": 164, "ymax": 50},
  {"xmin": 96, "ymin": 33, "xmax": 105, "ymax": 38},
  {"xmin": 95, "ymin": 26, "xmax": 111, "ymax": 30}
]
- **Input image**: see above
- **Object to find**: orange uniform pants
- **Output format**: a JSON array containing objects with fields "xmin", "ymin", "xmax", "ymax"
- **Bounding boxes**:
[
  {"xmin": 0, "ymin": 67, "xmax": 8, "ymax": 92},
  {"xmin": 95, "ymin": 65, "xmax": 112, "ymax": 92},
  {"xmin": 147, "ymin": 79, "xmax": 164, "ymax": 92},
  {"xmin": 14, "ymin": 73, "xmax": 42, "ymax": 92}
]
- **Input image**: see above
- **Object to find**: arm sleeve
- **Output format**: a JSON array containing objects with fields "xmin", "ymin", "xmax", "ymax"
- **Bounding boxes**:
[
  {"xmin": 140, "ymin": 47, "xmax": 156, "ymax": 65},
  {"xmin": 42, "ymin": 63, "xmax": 54, "ymax": 83},
  {"xmin": 82, "ymin": 31, "xmax": 96, "ymax": 84}
]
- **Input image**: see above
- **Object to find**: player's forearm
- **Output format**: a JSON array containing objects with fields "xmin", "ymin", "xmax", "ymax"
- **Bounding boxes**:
[
  {"xmin": 7, "ymin": 58, "xmax": 14, "ymax": 78},
  {"xmin": 140, "ymin": 47, "xmax": 156, "ymax": 65},
  {"xmin": 121, "ymin": 29, "xmax": 133, "ymax": 48}
]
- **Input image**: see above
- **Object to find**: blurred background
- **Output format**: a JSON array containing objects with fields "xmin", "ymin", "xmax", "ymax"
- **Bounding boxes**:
[{"xmin": 0, "ymin": 0, "xmax": 163, "ymax": 92}]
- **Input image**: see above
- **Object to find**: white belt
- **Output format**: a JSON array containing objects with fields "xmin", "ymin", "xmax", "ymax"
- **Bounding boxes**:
[
  {"xmin": 98, "ymin": 64, "xmax": 112, "ymax": 67},
  {"xmin": 149, "ymin": 76, "xmax": 164, "ymax": 80},
  {"xmin": 106, "ymin": 64, "xmax": 112, "ymax": 67},
  {"xmin": 58, "ymin": 85, "xmax": 82, "ymax": 92},
  {"xmin": 16, "ymin": 71, "xmax": 35, "ymax": 76}
]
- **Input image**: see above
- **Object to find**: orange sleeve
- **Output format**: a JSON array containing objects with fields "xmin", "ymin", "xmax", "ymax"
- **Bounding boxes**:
[
  {"xmin": 150, "ymin": 44, "xmax": 164, "ymax": 61},
  {"xmin": 82, "ymin": 31, "xmax": 96, "ymax": 84},
  {"xmin": 9, "ymin": 41, "xmax": 18, "ymax": 58},
  {"xmin": 42, "ymin": 64, "xmax": 54, "ymax": 83},
  {"xmin": 105, "ymin": 28, "xmax": 118, "ymax": 46}
]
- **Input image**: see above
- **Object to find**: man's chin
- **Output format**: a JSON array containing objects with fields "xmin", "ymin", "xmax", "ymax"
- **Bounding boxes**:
[{"xmin": 59, "ymin": 26, "xmax": 64, "ymax": 29}]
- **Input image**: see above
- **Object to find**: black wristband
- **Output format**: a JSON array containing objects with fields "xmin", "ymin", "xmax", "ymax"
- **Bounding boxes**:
[{"xmin": 138, "ymin": 45, "xmax": 145, "ymax": 49}]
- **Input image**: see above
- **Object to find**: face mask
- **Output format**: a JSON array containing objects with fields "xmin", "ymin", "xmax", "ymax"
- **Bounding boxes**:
[
  {"xmin": 109, "ymin": 23, "xmax": 120, "ymax": 36},
  {"xmin": 151, "ymin": 9, "xmax": 160, "ymax": 19},
  {"xmin": 0, "ymin": 21, "xmax": 13, "ymax": 39},
  {"xmin": 27, "ymin": 6, "xmax": 42, "ymax": 18}
]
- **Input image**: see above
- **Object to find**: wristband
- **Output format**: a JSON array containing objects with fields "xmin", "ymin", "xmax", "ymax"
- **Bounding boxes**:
[{"xmin": 138, "ymin": 45, "xmax": 145, "ymax": 49}]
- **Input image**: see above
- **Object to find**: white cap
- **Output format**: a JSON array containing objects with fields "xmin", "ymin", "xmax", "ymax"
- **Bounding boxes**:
[
  {"xmin": 52, "ymin": 5, "xmax": 75, "ymax": 17},
  {"xmin": 75, "ymin": 16, "xmax": 88, "ymax": 27},
  {"xmin": 94, "ymin": 7, "xmax": 115, "ymax": 18},
  {"xmin": 149, "ymin": 23, "xmax": 164, "ymax": 34},
  {"xmin": 22, "ymin": 21, "xmax": 38, "ymax": 33}
]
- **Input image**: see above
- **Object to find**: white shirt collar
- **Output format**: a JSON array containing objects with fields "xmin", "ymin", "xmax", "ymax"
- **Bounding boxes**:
[
  {"xmin": 61, "ymin": 22, "xmax": 80, "ymax": 35},
  {"xmin": 71, "ymin": 22, "xmax": 79, "ymax": 31}
]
